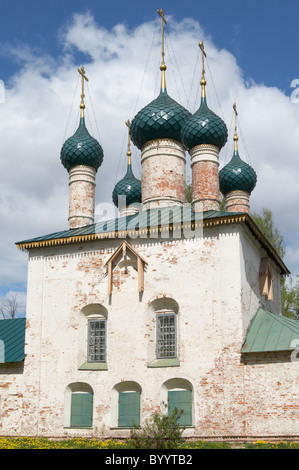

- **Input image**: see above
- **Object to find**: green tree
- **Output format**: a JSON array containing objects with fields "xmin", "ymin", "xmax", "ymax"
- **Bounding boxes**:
[
  {"xmin": 185, "ymin": 179, "xmax": 192, "ymax": 204},
  {"xmin": 280, "ymin": 275, "xmax": 299, "ymax": 318},
  {"xmin": 251, "ymin": 208, "xmax": 286, "ymax": 260},
  {"xmin": 0, "ymin": 293, "xmax": 24, "ymax": 319},
  {"xmin": 130, "ymin": 406, "xmax": 185, "ymax": 449}
]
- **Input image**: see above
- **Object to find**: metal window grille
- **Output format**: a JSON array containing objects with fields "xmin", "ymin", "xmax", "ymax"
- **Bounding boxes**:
[
  {"xmin": 88, "ymin": 319, "xmax": 106, "ymax": 362},
  {"xmin": 156, "ymin": 313, "xmax": 176, "ymax": 358}
]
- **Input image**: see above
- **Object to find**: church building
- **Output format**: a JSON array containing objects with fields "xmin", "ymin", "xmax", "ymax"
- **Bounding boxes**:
[{"xmin": 0, "ymin": 10, "xmax": 298, "ymax": 440}]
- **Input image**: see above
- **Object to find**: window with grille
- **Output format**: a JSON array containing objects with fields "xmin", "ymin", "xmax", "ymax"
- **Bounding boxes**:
[
  {"xmin": 88, "ymin": 319, "xmax": 106, "ymax": 362},
  {"xmin": 156, "ymin": 313, "xmax": 177, "ymax": 358}
]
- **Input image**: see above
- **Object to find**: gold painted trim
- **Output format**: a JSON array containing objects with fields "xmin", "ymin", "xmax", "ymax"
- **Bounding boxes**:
[
  {"xmin": 15, "ymin": 213, "xmax": 289, "ymax": 275},
  {"xmin": 16, "ymin": 215, "xmax": 245, "ymax": 251}
]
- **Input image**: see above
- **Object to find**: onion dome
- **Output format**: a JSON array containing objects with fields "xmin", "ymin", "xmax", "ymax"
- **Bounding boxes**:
[
  {"xmin": 60, "ymin": 66, "xmax": 104, "ymax": 171},
  {"xmin": 181, "ymin": 41, "xmax": 227, "ymax": 150},
  {"xmin": 130, "ymin": 89, "xmax": 191, "ymax": 149},
  {"xmin": 112, "ymin": 120, "xmax": 141, "ymax": 208},
  {"xmin": 181, "ymin": 95, "xmax": 228, "ymax": 150},
  {"xmin": 112, "ymin": 162, "xmax": 141, "ymax": 208},
  {"xmin": 130, "ymin": 9, "xmax": 191, "ymax": 150},
  {"xmin": 60, "ymin": 117, "xmax": 104, "ymax": 171},
  {"xmin": 219, "ymin": 105, "xmax": 257, "ymax": 195},
  {"xmin": 219, "ymin": 147, "xmax": 257, "ymax": 195}
]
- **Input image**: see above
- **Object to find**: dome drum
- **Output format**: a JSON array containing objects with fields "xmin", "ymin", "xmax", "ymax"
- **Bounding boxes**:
[
  {"xmin": 224, "ymin": 190, "xmax": 251, "ymax": 214},
  {"xmin": 141, "ymin": 138, "xmax": 186, "ymax": 210}
]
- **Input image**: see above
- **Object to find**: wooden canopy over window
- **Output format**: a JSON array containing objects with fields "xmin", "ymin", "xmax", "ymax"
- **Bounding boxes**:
[
  {"xmin": 105, "ymin": 241, "xmax": 148, "ymax": 295},
  {"xmin": 259, "ymin": 257, "xmax": 273, "ymax": 301}
]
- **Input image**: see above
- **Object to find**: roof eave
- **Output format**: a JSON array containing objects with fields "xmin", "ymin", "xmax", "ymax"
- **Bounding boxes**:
[{"xmin": 15, "ymin": 211, "xmax": 290, "ymax": 275}]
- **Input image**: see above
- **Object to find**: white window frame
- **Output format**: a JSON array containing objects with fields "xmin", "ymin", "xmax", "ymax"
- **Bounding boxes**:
[
  {"xmin": 156, "ymin": 311, "xmax": 177, "ymax": 359},
  {"xmin": 87, "ymin": 318, "xmax": 107, "ymax": 363}
]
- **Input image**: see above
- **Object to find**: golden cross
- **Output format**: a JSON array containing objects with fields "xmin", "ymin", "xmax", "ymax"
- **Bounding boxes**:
[
  {"xmin": 157, "ymin": 9, "xmax": 167, "ymax": 89},
  {"xmin": 78, "ymin": 66, "xmax": 89, "ymax": 117},
  {"xmin": 232, "ymin": 102, "xmax": 239, "ymax": 149},
  {"xmin": 198, "ymin": 41, "xmax": 206, "ymax": 80},
  {"xmin": 198, "ymin": 41, "xmax": 207, "ymax": 97},
  {"xmin": 233, "ymin": 101, "xmax": 238, "ymax": 117},
  {"xmin": 125, "ymin": 119, "xmax": 131, "ymax": 165},
  {"xmin": 158, "ymin": 9, "xmax": 167, "ymax": 24}
]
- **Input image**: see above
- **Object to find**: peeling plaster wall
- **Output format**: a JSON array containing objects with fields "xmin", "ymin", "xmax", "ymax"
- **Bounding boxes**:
[{"xmin": 1, "ymin": 225, "xmax": 298, "ymax": 439}]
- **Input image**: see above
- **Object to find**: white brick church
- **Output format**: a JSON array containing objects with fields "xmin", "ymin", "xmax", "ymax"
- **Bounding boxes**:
[{"xmin": 0, "ymin": 12, "xmax": 298, "ymax": 440}]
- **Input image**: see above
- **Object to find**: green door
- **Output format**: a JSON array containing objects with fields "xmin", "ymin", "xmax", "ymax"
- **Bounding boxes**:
[
  {"xmin": 168, "ymin": 390, "xmax": 192, "ymax": 426},
  {"xmin": 70, "ymin": 393, "xmax": 93, "ymax": 428},
  {"xmin": 118, "ymin": 392, "xmax": 140, "ymax": 427}
]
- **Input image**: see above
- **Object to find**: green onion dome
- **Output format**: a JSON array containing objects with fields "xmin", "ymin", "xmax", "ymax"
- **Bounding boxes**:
[
  {"xmin": 219, "ymin": 148, "xmax": 257, "ymax": 195},
  {"xmin": 130, "ymin": 89, "xmax": 191, "ymax": 149},
  {"xmin": 181, "ymin": 96, "xmax": 228, "ymax": 150},
  {"xmin": 112, "ymin": 161, "xmax": 141, "ymax": 208},
  {"xmin": 60, "ymin": 117, "xmax": 104, "ymax": 171}
]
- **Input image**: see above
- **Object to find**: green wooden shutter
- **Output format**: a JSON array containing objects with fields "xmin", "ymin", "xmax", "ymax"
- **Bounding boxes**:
[
  {"xmin": 168, "ymin": 390, "xmax": 192, "ymax": 426},
  {"xmin": 70, "ymin": 393, "xmax": 93, "ymax": 428},
  {"xmin": 118, "ymin": 392, "xmax": 140, "ymax": 427}
]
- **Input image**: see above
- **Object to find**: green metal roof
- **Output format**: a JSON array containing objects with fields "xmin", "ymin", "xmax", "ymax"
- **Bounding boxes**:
[
  {"xmin": 15, "ymin": 207, "xmax": 289, "ymax": 275},
  {"xmin": 241, "ymin": 308, "xmax": 299, "ymax": 353},
  {"xmin": 0, "ymin": 318, "xmax": 26, "ymax": 363},
  {"xmin": 16, "ymin": 208, "xmax": 241, "ymax": 245}
]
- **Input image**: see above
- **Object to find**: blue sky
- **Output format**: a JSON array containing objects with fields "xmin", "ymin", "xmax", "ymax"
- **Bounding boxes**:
[
  {"xmin": 1, "ymin": 0, "xmax": 298, "ymax": 91},
  {"xmin": 0, "ymin": 0, "xmax": 299, "ymax": 310}
]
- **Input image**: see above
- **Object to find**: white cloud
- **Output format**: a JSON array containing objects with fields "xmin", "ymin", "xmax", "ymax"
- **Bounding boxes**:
[{"xmin": 0, "ymin": 12, "xmax": 298, "ymax": 298}]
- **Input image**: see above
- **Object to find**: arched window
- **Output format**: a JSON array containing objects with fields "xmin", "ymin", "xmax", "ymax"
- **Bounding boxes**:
[
  {"xmin": 156, "ymin": 309, "xmax": 177, "ymax": 359},
  {"xmin": 161, "ymin": 378, "xmax": 193, "ymax": 427},
  {"xmin": 148, "ymin": 298, "xmax": 180, "ymax": 368},
  {"xmin": 111, "ymin": 381, "xmax": 142, "ymax": 428},
  {"xmin": 78, "ymin": 304, "xmax": 108, "ymax": 370},
  {"xmin": 65, "ymin": 382, "xmax": 93, "ymax": 428}
]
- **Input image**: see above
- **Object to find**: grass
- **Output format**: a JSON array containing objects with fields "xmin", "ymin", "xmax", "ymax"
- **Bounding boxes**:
[{"xmin": 0, "ymin": 437, "xmax": 298, "ymax": 449}]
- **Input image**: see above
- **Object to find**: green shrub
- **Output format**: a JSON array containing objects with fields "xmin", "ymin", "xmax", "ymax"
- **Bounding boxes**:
[{"xmin": 130, "ymin": 407, "xmax": 185, "ymax": 449}]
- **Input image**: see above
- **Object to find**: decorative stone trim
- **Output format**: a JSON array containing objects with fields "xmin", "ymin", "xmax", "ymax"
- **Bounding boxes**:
[{"xmin": 190, "ymin": 144, "xmax": 220, "ymax": 166}]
